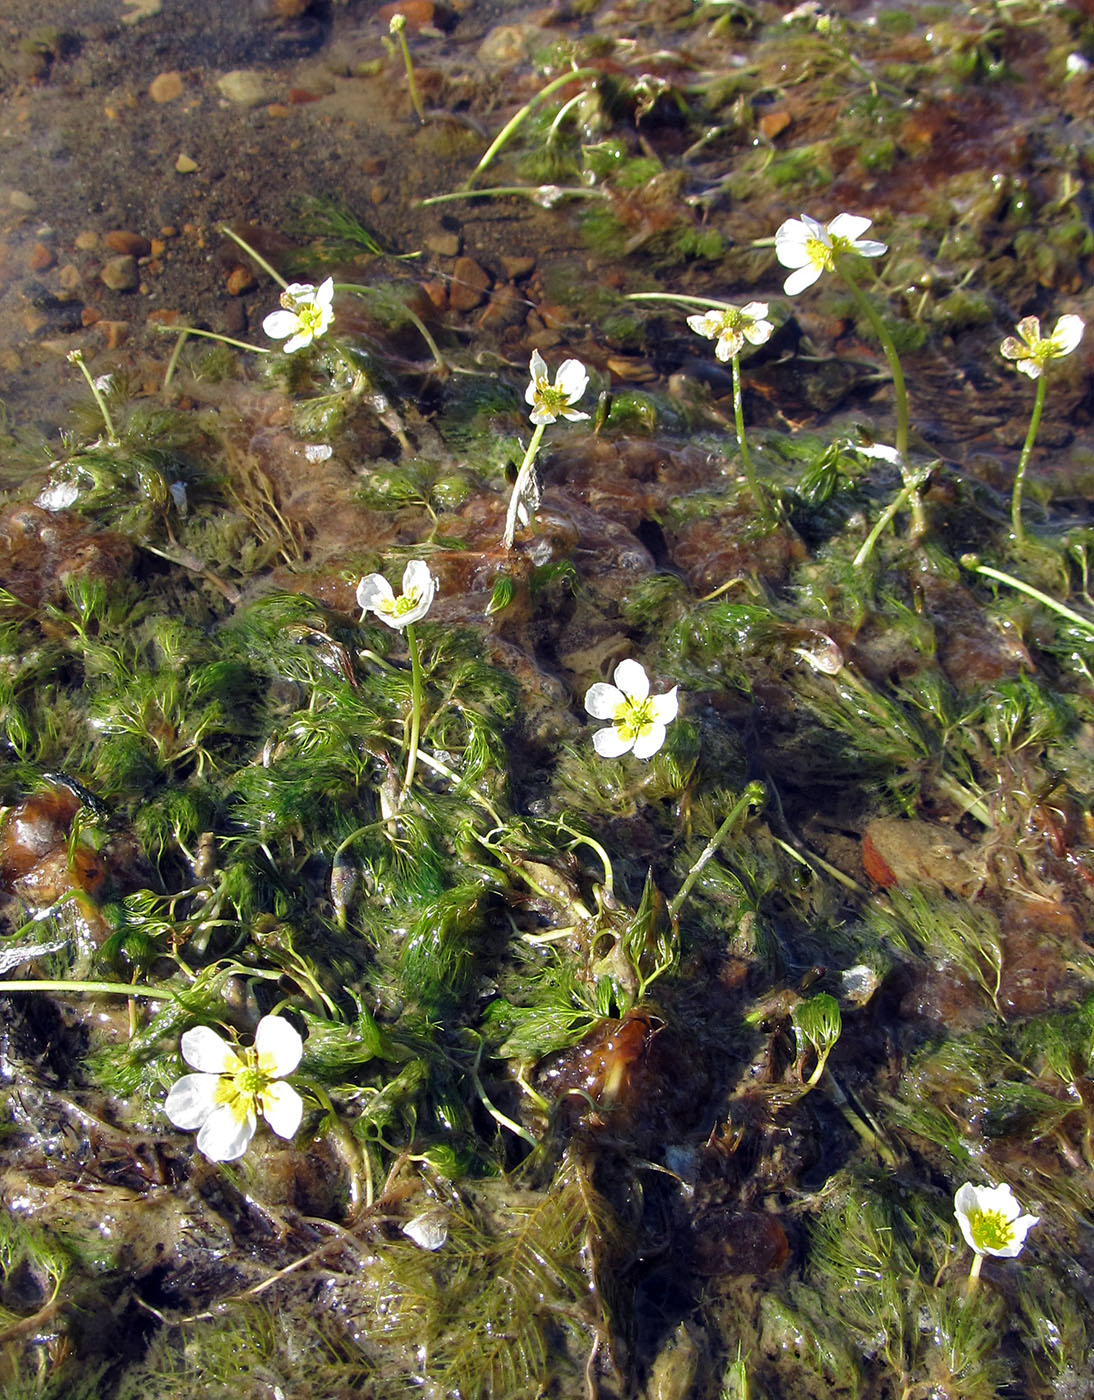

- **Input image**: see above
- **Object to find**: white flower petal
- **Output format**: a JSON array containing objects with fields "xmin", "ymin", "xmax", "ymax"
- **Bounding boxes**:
[
  {"xmin": 631, "ymin": 723, "xmax": 667, "ymax": 760},
  {"xmin": 741, "ymin": 301, "xmax": 770, "ymax": 320},
  {"xmin": 263, "ymin": 309, "xmax": 300, "ymax": 340},
  {"xmin": 196, "ymin": 1102, "xmax": 257, "ymax": 1162},
  {"xmin": 612, "ymin": 658, "xmax": 650, "ymax": 700},
  {"xmin": 314, "ymin": 276, "xmax": 335, "ymax": 311},
  {"xmin": 180, "ymin": 1025, "xmax": 241, "ymax": 1075},
  {"xmin": 554, "ymin": 358, "xmax": 589, "ymax": 404},
  {"xmin": 526, "ymin": 349, "xmax": 548, "ymax": 405},
  {"xmin": 593, "ymin": 725, "xmax": 634, "ymax": 757},
  {"xmin": 649, "ymin": 686, "xmax": 679, "ymax": 724},
  {"xmin": 783, "ymin": 263, "xmax": 823, "ymax": 296},
  {"xmin": 164, "ymin": 1072, "xmax": 221, "ymax": 1131},
  {"xmin": 254, "ymin": 1015, "xmax": 303, "ymax": 1077},
  {"xmin": 829, "ymin": 212, "xmax": 874, "ymax": 243},
  {"xmin": 282, "ymin": 331, "xmax": 312, "ymax": 354},
  {"xmin": 260, "ymin": 1081, "xmax": 303, "ymax": 1140},
  {"xmin": 800, "ymin": 212, "xmax": 828, "ymax": 242},
  {"xmin": 744, "ymin": 320, "xmax": 774, "ymax": 346},
  {"xmin": 559, "ymin": 406, "xmax": 591, "ymax": 422},
  {"xmin": 687, "ymin": 311, "xmax": 720, "ymax": 338},
  {"xmin": 529, "ymin": 403, "xmax": 558, "ymax": 425},
  {"xmin": 1050, "ymin": 313, "xmax": 1085, "ymax": 355},
  {"xmin": 356, "ymin": 574, "xmax": 396, "ymax": 615},
  {"xmin": 774, "ymin": 219, "xmax": 813, "ymax": 269},
  {"xmin": 584, "ymin": 682, "xmax": 625, "ymax": 720},
  {"xmin": 282, "ymin": 281, "xmax": 318, "ymax": 301}
]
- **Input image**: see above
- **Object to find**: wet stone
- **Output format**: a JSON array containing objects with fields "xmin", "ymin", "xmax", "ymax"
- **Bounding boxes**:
[
  {"xmin": 105, "ymin": 230, "xmax": 151, "ymax": 258},
  {"xmin": 148, "ymin": 70, "xmax": 184, "ymax": 103},
  {"xmin": 99, "ymin": 254, "xmax": 139, "ymax": 291},
  {"xmin": 449, "ymin": 256, "xmax": 491, "ymax": 311}
]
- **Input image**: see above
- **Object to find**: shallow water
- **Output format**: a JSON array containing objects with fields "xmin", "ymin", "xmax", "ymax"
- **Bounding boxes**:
[{"xmin": 1, "ymin": 2, "xmax": 1094, "ymax": 1398}]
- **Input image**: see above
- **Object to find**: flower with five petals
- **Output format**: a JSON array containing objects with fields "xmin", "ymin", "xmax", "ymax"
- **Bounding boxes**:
[
  {"xmin": 262, "ymin": 277, "xmax": 335, "ymax": 353},
  {"xmin": 356, "ymin": 559, "xmax": 437, "ymax": 629},
  {"xmin": 774, "ymin": 212, "xmax": 887, "ymax": 295},
  {"xmin": 1000, "ymin": 314, "xmax": 1085, "ymax": 379},
  {"xmin": 525, "ymin": 349, "xmax": 590, "ymax": 425},
  {"xmin": 954, "ymin": 1181, "xmax": 1039, "ymax": 1260},
  {"xmin": 584, "ymin": 659, "xmax": 679, "ymax": 759},
  {"xmin": 164, "ymin": 1015, "xmax": 304, "ymax": 1162},
  {"xmin": 687, "ymin": 302, "xmax": 774, "ymax": 362}
]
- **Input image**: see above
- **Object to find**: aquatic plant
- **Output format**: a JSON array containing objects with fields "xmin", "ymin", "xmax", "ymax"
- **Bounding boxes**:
[
  {"xmin": 998, "ymin": 313, "xmax": 1085, "ymax": 541},
  {"xmin": 583, "ymin": 658, "xmax": 679, "ymax": 760},
  {"xmin": 261, "ymin": 276, "xmax": 336, "ymax": 353},
  {"xmin": 164, "ymin": 1015, "xmax": 304, "ymax": 1162},
  {"xmin": 503, "ymin": 349, "xmax": 589, "ymax": 548},
  {"xmin": 954, "ymin": 1181, "xmax": 1040, "ymax": 1287},
  {"xmin": 388, "ymin": 12, "xmax": 426, "ymax": 125}
]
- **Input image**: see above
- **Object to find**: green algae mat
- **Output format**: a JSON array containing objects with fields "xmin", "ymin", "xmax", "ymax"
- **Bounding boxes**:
[{"xmin": 2, "ymin": 2, "xmax": 1094, "ymax": 1397}]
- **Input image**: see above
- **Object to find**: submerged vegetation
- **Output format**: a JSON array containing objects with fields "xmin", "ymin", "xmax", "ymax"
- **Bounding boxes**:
[{"xmin": 4, "ymin": 0, "xmax": 1094, "ymax": 1396}]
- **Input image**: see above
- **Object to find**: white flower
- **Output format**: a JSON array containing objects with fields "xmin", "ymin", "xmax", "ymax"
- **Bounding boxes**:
[
  {"xmin": 164, "ymin": 1014, "xmax": 304, "ymax": 1162},
  {"xmin": 774, "ymin": 212, "xmax": 887, "ymax": 295},
  {"xmin": 954, "ymin": 1182, "xmax": 1040, "ymax": 1259},
  {"xmin": 584, "ymin": 658, "xmax": 679, "ymax": 760},
  {"xmin": 525, "ymin": 349, "xmax": 590, "ymax": 425},
  {"xmin": 262, "ymin": 277, "xmax": 335, "ymax": 353},
  {"xmin": 687, "ymin": 302, "xmax": 773, "ymax": 362},
  {"xmin": 356, "ymin": 558, "xmax": 437, "ymax": 629},
  {"xmin": 1000, "ymin": 314, "xmax": 1085, "ymax": 379}
]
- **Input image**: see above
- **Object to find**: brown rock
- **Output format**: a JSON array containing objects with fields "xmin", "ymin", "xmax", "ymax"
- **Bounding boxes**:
[
  {"xmin": 58, "ymin": 263, "xmax": 81, "ymax": 291},
  {"xmin": 105, "ymin": 230, "xmax": 151, "ymax": 258},
  {"xmin": 99, "ymin": 254, "xmax": 139, "ymax": 291},
  {"xmin": 98, "ymin": 320, "xmax": 129, "ymax": 349},
  {"xmin": 226, "ymin": 264, "xmax": 257, "ymax": 296},
  {"xmin": 29, "ymin": 241, "xmax": 54, "ymax": 271},
  {"xmin": 149, "ymin": 70, "xmax": 184, "ymax": 103},
  {"xmin": 758, "ymin": 110, "xmax": 791, "ymax": 140},
  {"xmin": 500, "ymin": 253, "xmax": 535, "ymax": 280},
  {"xmin": 426, "ymin": 231, "xmax": 460, "ymax": 258},
  {"xmin": 74, "ymin": 229, "xmax": 100, "ymax": 251},
  {"xmin": 449, "ymin": 255, "xmax": 490, "ymax": 311}
]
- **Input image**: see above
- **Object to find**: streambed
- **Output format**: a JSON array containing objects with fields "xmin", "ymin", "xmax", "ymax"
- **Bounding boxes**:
[{"xmin": 1, "ymin": 2, "xmax": 1093, "ymax": 1398}]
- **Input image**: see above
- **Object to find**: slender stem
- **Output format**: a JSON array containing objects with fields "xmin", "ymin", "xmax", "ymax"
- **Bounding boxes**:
[
  {"xmin": 470, "ymin": 68, "xmax": 600, "ymax": 183},
  {"xmin": 852, "ymin": 469, "xmax": 928, "ymax": 569},
  {"xmin": 625, "ymin": 291, "xmax": 740, "ymax": 312},
  {"xmin": 967, "ymin": 1251, "xmax": 983, "ymax": 1295},
  {"xmin": 1011, "ymin": 373, "xmax": 1047, "ymax": 542},
  {"xmin": 153, "ymin": 324, "xmax": 270, "ymax": 356},
  {"xmin": 219, "ymin": 225, "xmax": 288, "ymax": 289},
  {"xmin": 419, "ymin": 185, "xmax": 605, "ymax": 207},
  {"xmin": 334, "ymin": 282, "xmax": 446, "ymax": 371},
  {"xmin": 503, "ymin": 421, "xmax": 546, "ymax": 548},
  {"xmin": 668, "ymin": 781, "xmax": 765, "ymax": 920},
  {"xmin": 837, "ymin": 259, "xmax": 926, "ymax": 539},
  {"xmin": 731, "ymin": 350, "xmax": 771, "ymax": 520},
  {"xmin": 66, "ymin": 352, "xmax": 118, "ymax": 442},
  {"xmin": 961, "ymin": 557, "xmax": 1094, "ymax": 635},
  {"xmin": 402, "ymin": 622, "xmax": 424, "ymax": 803},
  {"xmin": 0, "ymin": 978, "xmax": 171, "ymax": 998},
  {"xmin": 390, "ymin": 15, "xmax": 426, "ymax": 124}
]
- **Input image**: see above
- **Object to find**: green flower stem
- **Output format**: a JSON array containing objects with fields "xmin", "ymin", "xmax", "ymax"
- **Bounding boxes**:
[
  {"xmin": 731, "ymin": 350, "xmax": 771, "ymax": 520},
  {"xmin": 1011, "ymin": 372, "xmax": 1047, "ymax": 542},
  {"xmin": 625, "ymin": 291, "xmax": 738, "ymax": 312},
  {"xmin": 852, "ymin": 467, "xmax": 930, "ymax": 569},
  {"xmin": 418, "ymin": 186, "xmax": 606, "ymax": 207},
  {"xmin": 668, "ymin": 781, "xmax": 765, "ymax": 920},
  {"xmin": 0, "ymin": 978, "xmax": 170, "ymax": 998},
  {"xmin": 219, "ymin": 225, "xmax": 288, "ymax": 289},
  {"xmin": 961, "ymin": 556, "xmax": 1094, "ymax": 635},
  {"xmin": 470, "ymin": 67, "xmax": 600, "ymax": 183},
  {"xmin": 503, "ymin": 420, "xmax": 546, "ymax": 548},
  {"xmin": 837, "ymin": 259, "xmax": 925, "ymax": 539},
  {"xmin": 402, "ymin": 622, "xmax": 424, "ymax": 804},
  {"xmin": 967, "ymin": 1252, "xmax": 984, "ymax": 1293},
  {"xmin": 390, "ymin": 15, "xmax": 426, "ymax": 125},
  {"xmin": 67, "ymin": 352, "xmax": 118, "ymax": 443},
  {"xmin": 334, "ymin": 282, "xmax": 446, "ymax": 372}
]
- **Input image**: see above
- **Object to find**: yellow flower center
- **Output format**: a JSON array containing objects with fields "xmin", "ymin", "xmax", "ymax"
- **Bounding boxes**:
[
  {"xmin": 966, "ymin": 1207, "xmax": 1014, "ymax": 1253},
  {"xmin": 295, "ymin": 302, "xmax": 325, "ymax": 337},
  {"xmin": 534, "ymin": 377, "xmax": 569, "ymax": 416},
  {"xmin": 806, "ymin": 236, "xmax": 835, "ymax": 272},
  {"xmin": 615, "ymin": 695, "xmax": 654, "ymax": 742},
  {"xmin": 386, "ymin": 588, "xmax": 422, "ymax": 618}
]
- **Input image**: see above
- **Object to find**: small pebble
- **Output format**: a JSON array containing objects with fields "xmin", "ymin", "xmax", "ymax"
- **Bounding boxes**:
[
  {"xmin": 58, "ymin": 264, "xmax": 82, "ymax": 292},
  {"xmin": 175, "ymin": 153, "xmax": 199, "ymax": 174},
  {"xmin": 29, "ymin": 242, "xmax": 55, "ymax": 272},
  {"xmin": 426, "ymin": 232, "xmax": 460, "ymax": 258},
  {"xmin": 149, "ymin": 71, "xmax": 184, "ymax": 103},
  {"xmin": 98, "ymin": 320, "xmax": 130, "ymax": 349},
  {"xmin": 105, "ymin": 230, "xmax": 151, "ymax": 258},
  {"xmin": 9, "ymin": 190, "xmax": 37, "ymax": 212},
  {"xmin": 226, "ymin": 264, "xmax": 257, "ymax": 296},
  {"xmin": 216, "ymin": 70, "xmax": 270, "ymax": 107},
  {"xmin": 74, "ymin": 230, "xmax": 100, "ymax": 250},
  {"xmin": 99, "ymin": 255, "xmax": 139, "ymax": 291}
]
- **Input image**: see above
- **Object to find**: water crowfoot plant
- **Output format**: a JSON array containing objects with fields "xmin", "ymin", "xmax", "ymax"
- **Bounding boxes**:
[
  {"xmin": 65, "ymin": 350, "xmax": 118, "ymax": 444},
  {"xmin": 164, "ymin": 1014, "xmax": 304, "ymax": 1162},
  {"xmin": 583, "ymin": 658, "xmax": 679, "ymax": 759},
  {"xmin": 687, "ymin": 301, "xmax": 775, "ymax": 519},
  {"xmin": 775, "ymin": 211, "xmax": 925, "ymax": 545},
  {"xmin": 388, "ymin": 13, "xmax": 426, "ymax": 125},
  {"xmin": 954, "ymin": 1181, "xmax": 1039, "ymax": 1290},
  {"xmin": 357, "ymin": 559, "xmax": 437, "ymax": 804},
  {"xmin": 998, "ymin": 314, "xmax": 1085, "ymax": 542},
  {"xmin": 262, "ymin": 277, "xmax": 336, "ymax": 354},
  {"xmin": 503, "ymin": 350, "xmax": 589, "ymax": 549}
]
